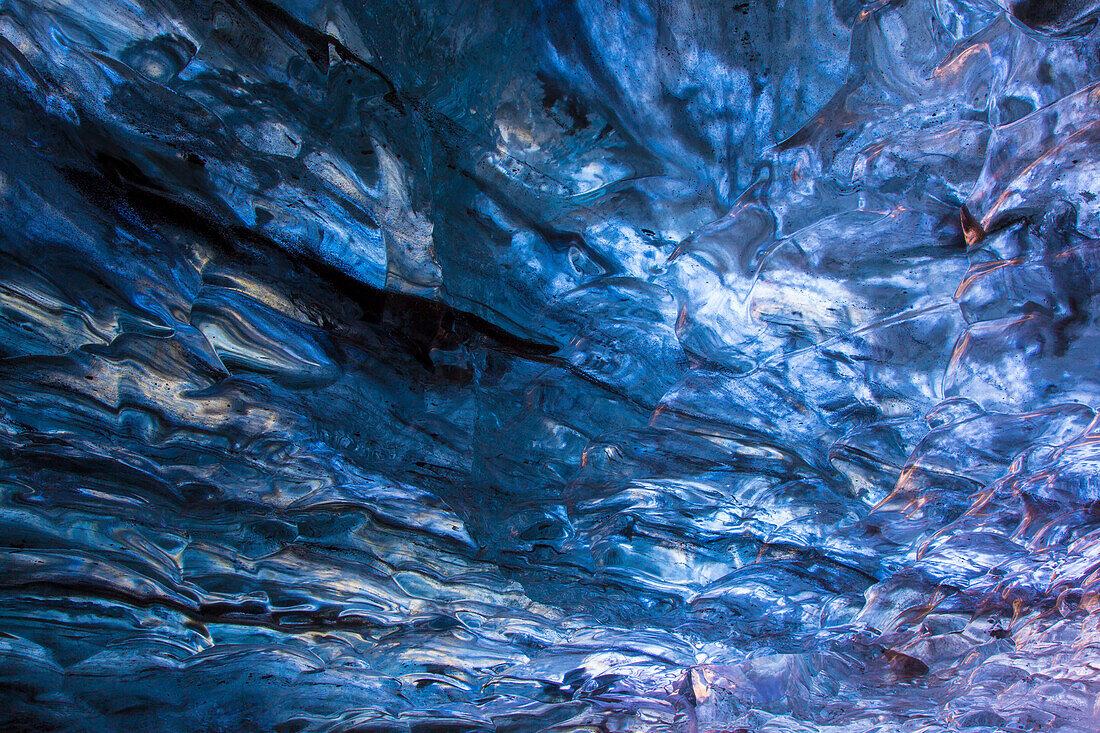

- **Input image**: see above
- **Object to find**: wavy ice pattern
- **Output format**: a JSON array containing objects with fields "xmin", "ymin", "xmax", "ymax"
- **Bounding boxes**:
[{"xmin": 2, "ymin": 0, "xmax": 1100, "ymax": 730}]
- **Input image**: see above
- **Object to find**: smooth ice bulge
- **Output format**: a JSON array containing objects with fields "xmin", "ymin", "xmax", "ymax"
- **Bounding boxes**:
[{"xmin": 1, "ymin": 0, "xmax": 1100, "ymax": 731}]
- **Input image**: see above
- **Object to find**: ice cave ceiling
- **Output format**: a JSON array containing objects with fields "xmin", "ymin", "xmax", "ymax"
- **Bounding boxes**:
[{"xmin": 2, "ymin": 0, "xmax": 1100, "ymax": 730}]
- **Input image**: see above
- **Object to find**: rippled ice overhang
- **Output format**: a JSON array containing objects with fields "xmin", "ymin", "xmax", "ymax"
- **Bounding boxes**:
[{"xmin": 2, "ymin": 0, "xmax": 1100, "ymax": 730}]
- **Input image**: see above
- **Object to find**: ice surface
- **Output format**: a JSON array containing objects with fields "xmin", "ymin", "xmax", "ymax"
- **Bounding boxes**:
[{"xmin": 1, "ymin": 0, "xmax": 1100, "ymax": 730}]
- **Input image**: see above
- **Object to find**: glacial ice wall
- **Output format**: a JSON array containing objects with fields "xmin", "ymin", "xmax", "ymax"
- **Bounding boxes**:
[{"xmin": 2, "ymin": 0, "xmax": 1100, "ymax": 730}]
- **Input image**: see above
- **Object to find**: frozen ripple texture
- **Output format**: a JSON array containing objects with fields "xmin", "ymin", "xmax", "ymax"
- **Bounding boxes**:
[{"xmin": 2, "ymin": 0, "xmax": 1100, "ymax": 730}]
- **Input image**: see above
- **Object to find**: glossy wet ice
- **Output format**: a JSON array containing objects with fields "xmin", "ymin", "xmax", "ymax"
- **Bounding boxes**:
[{"xmin": 2, "ymin": 0, "xmax": 1100, "ymax": 730}]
